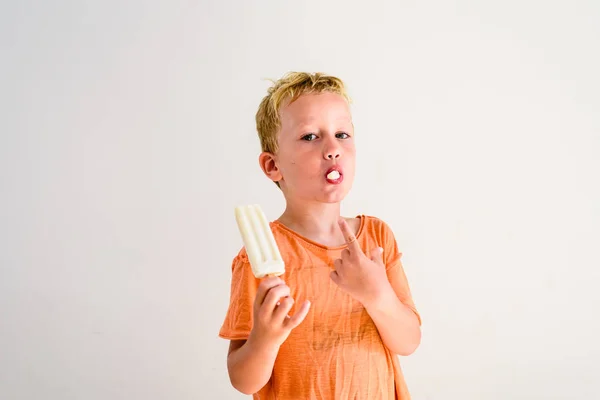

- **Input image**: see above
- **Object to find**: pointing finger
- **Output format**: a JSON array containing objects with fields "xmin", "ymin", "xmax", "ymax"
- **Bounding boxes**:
[{"xmin": 338, "ymin": 218, "xmax": 362, "ymax": 255}]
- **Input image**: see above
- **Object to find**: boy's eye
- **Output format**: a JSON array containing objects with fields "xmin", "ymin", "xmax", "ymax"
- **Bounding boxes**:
[
  {"xmin": 302, "ymin": 133, "xmax": 318, "ymax": 141},
  {"xmin": 336, "ymin": 132, "xmax": 350, "ymax": 139}
]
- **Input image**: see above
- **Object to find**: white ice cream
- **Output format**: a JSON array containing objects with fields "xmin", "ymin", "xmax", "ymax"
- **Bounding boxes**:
[
  {"xmin": 234, "ymin": 205, "xmax": 285, "ymax": 278},
  {"xmin": 326, "ymin": 170, "xmax": 340, "ymax": 180}
]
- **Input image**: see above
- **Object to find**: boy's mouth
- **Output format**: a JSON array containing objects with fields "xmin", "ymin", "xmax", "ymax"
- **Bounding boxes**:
[{"xmin": 325, "ymin": 166, "xmax": 343, "ymax": 184}]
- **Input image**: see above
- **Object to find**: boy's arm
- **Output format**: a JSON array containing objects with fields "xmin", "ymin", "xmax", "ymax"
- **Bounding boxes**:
[
  {"xmin": 225, "ymin": 277, "xmax": 311, "ymax": 395},
  {"xmin": 331, "ymin": 219, "xmax": 421, "ymax": 356},
  {"xmin": 362, "ymin": 282, "xmax": 421, "ymax": 356},
  {"xmin": 226, "ymin": 339, "xmax": 279, "ymax": 395}
]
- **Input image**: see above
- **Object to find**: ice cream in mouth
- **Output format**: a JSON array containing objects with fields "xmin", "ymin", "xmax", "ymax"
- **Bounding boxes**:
[{"xmin": 325, "ymin": 167, "xmax": 343, "ymax": 184}]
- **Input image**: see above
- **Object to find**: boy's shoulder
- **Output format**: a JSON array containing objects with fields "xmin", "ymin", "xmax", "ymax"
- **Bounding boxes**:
[
  {"xmin": 359, "ymin": 214, "xmax": 396, "ymax": 237},
  {"xmin": 360, "ymin": 214, "xmax": 388, "ymax": 226}
]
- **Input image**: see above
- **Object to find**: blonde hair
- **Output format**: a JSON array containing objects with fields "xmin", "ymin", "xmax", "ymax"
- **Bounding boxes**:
[{"xmin": 255, "ymin": 72, "xmax": 351, "ymax": 155}]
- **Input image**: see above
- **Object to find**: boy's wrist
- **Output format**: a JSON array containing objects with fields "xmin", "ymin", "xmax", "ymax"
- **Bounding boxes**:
[
  {"xmin": 361, "ymin": 282, "xmax": 397, "ymax": 311},
  {"xmin": 247, "ymin": 331, "xmax": 281, "ymax": 357}
]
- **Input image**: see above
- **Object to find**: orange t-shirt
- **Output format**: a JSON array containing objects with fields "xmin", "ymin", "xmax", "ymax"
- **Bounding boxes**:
[{"xmin": 219, "ymin": 215, "xmax": 421, "ymax": 400}]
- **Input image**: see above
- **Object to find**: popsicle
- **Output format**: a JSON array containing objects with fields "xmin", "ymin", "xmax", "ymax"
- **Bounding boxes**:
[{"xmin": 234, "ymin": 204, "xmax": 285, "ymax": 278}]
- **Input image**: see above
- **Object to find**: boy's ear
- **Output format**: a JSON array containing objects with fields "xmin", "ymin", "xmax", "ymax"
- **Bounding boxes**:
[{"xmin": 259, "ymin": 152, "xmax": 282, "ymax": 183}]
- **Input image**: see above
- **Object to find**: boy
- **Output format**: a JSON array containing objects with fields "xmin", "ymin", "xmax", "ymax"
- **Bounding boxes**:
[{"xmin": 219, "ymin": 72, "xmax": 422, "ymax": 399}]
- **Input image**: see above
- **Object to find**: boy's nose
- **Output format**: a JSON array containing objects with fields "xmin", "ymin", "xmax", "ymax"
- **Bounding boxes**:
[
  {"xmin": 325, "ymin": 150, "xmax": 340, "ymax": 160},
  {"xmin": 324, "ymin": 141, "xmax": 341, "ymax": 160}
]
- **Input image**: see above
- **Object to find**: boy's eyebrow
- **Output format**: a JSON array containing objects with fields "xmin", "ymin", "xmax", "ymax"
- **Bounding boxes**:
[
  {"xmin": 294, "ymin": 117, "xmax": 353, "ymax": 129},
  {"xmin": 295, "ymin": 124, "xmax": 354, "ymax": 133}
]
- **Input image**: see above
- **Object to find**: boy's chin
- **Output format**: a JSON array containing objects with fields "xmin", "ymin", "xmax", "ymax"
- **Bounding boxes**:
[
  {"xmin": 286, "ymin": 190, "xmax": 348, "ymax": 203},
  {"xmin": 281, "ymin": 182, "xmax": 353, "ymax": 203},
  {"xmin": 316, "ymin": 188, "xmax": 352, "ymax": 203}
]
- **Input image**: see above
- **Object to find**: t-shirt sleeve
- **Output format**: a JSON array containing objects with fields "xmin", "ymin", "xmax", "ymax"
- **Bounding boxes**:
[
  {"xmin": 219, "ymin": 251, "xmax": 259, "ymax": 340},
  {"xmin": 380, "ymin": 220, "xmax": 422, "ymax": 326}
]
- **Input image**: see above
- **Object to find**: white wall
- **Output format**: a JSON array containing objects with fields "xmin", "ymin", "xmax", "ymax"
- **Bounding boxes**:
[{"xmin": 1, "ymin": 1, "xmax": 599, "ymax": 399}]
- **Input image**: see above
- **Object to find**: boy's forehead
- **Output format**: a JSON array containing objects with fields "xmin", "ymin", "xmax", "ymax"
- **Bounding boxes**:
[
  {"xmin": 291, "ymin": 115, "xmax": 353, "ymax": 129},
  {"xmin": 280, "ymin": 93, "xmax": 352, "ymax": 127}
]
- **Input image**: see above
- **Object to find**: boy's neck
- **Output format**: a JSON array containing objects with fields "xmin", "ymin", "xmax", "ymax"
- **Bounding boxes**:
[{"xmin": 276, "ymin": 199, "xmax": 352, "ymax": 247}]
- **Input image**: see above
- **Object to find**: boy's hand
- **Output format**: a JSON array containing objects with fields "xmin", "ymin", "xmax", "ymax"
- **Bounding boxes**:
[
  {"xmin": 330, "ymin": 218, "xmax": 389, "ymax": 306},
  {"xmin": 248, "ymin": 277, "xmax": 311, "ymax": 351}
]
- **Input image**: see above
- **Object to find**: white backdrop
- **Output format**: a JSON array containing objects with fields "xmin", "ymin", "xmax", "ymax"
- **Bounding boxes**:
[{"xmin": 1, "ymin": 1, "xmax": 599, "ymax": 399}]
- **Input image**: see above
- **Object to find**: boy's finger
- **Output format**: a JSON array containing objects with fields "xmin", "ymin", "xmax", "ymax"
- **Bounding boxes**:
[
  {"xmin": 330, "ymin": 270, "xmax": 341, "ymax": 285},
  {"xmin": 370, "ymin": 247, "xmax": 384, "ymax": 266},
  {"xmin": 341, "ymin": 248, "xmax": 351, "ymax": 262},
  {"xmin": 333, "ymin": 258, "xmax": 343, "ymax": 271},
  {"xmin": 262, "ymin": 284, "xmax": 291, "ymax": 311},
  {"xmin": 272, "ymin": 297, "xmax": 295, "ymax": 323},
  {"xmin": 255, "ymin": 277, "xmax": 285, "ymax": 307},
  {"xmin": 286, "ymin": 300, "xmax": 311, "ymax": 329},
  {"xmin": 338, "ymin": 218, "xmax": 362, "ymax": 255}
]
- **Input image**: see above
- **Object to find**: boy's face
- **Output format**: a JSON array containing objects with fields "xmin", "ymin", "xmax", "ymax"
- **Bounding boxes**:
[{"xmin": 262, "ymin": 92, "xmax": 356, "ymax": 204}]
